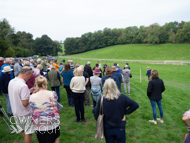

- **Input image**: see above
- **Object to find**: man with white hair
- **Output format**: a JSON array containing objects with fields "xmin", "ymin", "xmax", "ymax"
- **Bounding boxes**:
[
  {"xmin": 37, "ymin": 58, "xmax": 41, "ymax": 65},
  {"xmin": 14, "ymin": 59, "xmax": 22, "ymax": 77},
  {"xmin": 80, "ymin": 65, "xmax": 91, "ymax": 106}
]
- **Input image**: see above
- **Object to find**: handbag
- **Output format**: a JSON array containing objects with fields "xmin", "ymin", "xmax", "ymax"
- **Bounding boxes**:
[
  {"xmin": 121, "ymin": 74, "xmax": 124, "ymax": 83},
  {"xmin": 95, "ymin": 96, "xmax": 104, "ymax": 140}
]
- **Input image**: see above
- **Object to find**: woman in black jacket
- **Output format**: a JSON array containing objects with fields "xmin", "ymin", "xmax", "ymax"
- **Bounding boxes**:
[{"xmin": 147, "ymin": 70, "xmax": 165, "ymax": 124}]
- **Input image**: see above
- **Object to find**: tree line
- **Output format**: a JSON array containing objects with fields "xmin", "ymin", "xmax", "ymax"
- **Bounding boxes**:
[
  {"xmin": 64, "ymin": 21, "xmax": 190, "ymax": 55},
  {"xmin": 0, "ymin": 18, "xmax": 62, "ymax": 57}
]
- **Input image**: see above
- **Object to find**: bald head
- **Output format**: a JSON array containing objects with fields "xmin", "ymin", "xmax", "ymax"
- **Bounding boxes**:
[{"xmin": 25, "ymin": 61, "xmax": 30, "ymax": 66}]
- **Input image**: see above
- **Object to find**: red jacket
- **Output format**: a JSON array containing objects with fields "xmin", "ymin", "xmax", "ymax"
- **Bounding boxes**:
[{"xmin": 0, "ymin": 61, "xmax": 3, "ymax": 69}]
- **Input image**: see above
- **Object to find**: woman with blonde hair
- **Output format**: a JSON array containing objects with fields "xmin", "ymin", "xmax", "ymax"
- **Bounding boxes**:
[
  {"xmin": 93, "ymin": 78, "xmax": 139, "ymax": 143},
  {"xmin": 147, "ymin": 70, "xmax": 165, "ymax": 124},
  {"xmin": 29, "ymin": 76, "xmax": 60, "ymax": 143},
  {"xmin": 70, "ymin": 67, "xmax": 86, "ymax": 122}
]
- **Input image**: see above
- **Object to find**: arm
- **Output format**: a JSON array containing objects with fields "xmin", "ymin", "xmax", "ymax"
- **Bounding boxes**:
[
  {"xmin": 147, "ymin": 81, "xmax": 152, "ymax": 96},
  {"xmin": 93, "ymin": 97, "xmax": 101, "ymax": 120},
  {"xmin": 125, "ymin": 96, "xmax": 139, "ymax": 115},
  {"xmin": 22, "ymin": 99, "xmax": 29, "ymax": 107},
  {"xmin": 161, "ymin": 80, "xmax": 165, "ymax": 93},
  {"xmin": 85, "ymin": 78, "xmax": 89, "ymax": 86}
]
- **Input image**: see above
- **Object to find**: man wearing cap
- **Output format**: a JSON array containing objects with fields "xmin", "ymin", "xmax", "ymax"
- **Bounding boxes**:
[
  {"xmin": 8, "ymin": 66, "xmax": 34, "ymax": 143},
  {"xmin": 112, "ymin": 66, "xmax": 122, "ymax": 92},
  {"xmin": 84, "ymin": 61, "xmax": 93, "ymax": 77},
  {"xmin": 0, "ymin": 66, "xmax": 13, "ymax": 116},
  {"xmin": 124, "ymin": 63, "xmax": 131, "ymax": 70},
  {"xmin": 0, "ymin": 58, "xmax": 14, "ymax": 79},
  {"xmin": 122, "ymin": 65, "xmax": 131, "ymax": 95},
  {"xmin": 14, "ymin": 58, "xmax": 22, "ymax": 77},
  {"xmin": 114, "ymin": 63, "xmax": 121, "ymax": 74}
]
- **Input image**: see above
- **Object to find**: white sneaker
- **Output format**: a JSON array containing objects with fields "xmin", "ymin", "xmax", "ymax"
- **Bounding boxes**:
[
  {"xmin": 149, "ymin": 120, "xmax": 157, "ymax": 124},
  {"xmin": 157, "ymin": 118, "xmax": 164, "ymax": 123}
]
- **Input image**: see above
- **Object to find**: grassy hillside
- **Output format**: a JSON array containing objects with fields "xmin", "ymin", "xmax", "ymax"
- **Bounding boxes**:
[
  {"xmin": 58, "ymin": 44, "xmax": 65, "ymax": 55},
  {"xmin": 67, "ymin": 44, "xmax": 190, "ymax": 60}
]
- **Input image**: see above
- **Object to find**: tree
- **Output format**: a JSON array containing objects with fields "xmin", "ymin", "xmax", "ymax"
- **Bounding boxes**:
[
  {"xmin": 0, "ymin": 40, "xmax": 9, "ymax": 56},
  {"xmin": 0, "ymin": 18, "xmax": 14, "ymax": 40},
  {"xmin": 176, "ymin": 22, "xmax": 190, "ymax": 43}
]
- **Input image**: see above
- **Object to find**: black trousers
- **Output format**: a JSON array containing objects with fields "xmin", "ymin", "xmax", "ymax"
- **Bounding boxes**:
[{"xmin": 72, "ymin": 92, "xmax": 85, "ymax": 121}]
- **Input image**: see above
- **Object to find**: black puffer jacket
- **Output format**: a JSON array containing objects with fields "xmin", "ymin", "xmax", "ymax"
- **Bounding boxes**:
[{"xmin": 147, "ymin": 77, "xmax": 165, "ymax": 101}]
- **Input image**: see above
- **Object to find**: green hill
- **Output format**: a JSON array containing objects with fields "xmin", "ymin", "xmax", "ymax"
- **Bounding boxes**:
[{"xmin": 66, "ymin": 44, "xmax": 190, "ymax": 60}]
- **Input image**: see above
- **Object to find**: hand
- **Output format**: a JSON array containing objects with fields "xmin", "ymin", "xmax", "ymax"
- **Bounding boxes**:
[{"xmin": 121, "ymin": 115, "xmax": 126, "ymax": 121}]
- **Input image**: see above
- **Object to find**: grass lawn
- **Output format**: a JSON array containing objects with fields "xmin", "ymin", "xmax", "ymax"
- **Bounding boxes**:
[
  {"xmin": 0, "ymin": 58, "xmax": 190, "ymax": 143},
  {"xmin": 65, "ymin": 44, "xmax": 190, "ymax": 60}
]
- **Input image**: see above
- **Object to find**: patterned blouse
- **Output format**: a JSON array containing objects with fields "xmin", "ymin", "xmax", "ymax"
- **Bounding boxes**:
[{"xmin": 29, "ymin": 90, "xmax": 60, "ymax": 131}]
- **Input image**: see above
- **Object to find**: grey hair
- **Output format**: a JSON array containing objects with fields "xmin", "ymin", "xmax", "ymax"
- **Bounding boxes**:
[
  {"xmin": 103, "ymin": 78, "xmax": 120, "ymax": 100},
  {"xmin": 19, "ymin": 67, "xmax": 32, "ymax": 74},
  {"xmin": 93, "ymin": 73, "xmax": 100, "ymax": 76}
]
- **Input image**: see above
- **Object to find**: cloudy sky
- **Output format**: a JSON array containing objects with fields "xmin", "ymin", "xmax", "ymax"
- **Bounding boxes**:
[{"xmin": 1, "ymin": 0, "xmax": 190, "ymax": 41}]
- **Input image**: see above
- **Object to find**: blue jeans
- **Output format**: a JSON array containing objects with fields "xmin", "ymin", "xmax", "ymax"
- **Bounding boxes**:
[
  {"xmin": 3, "ymin": 93, "xmax": 12, "ymax": 115},
  {"xmin": 150, "ymin": 100, "xmax": 163, "ymax": 120},
  {"xmin": 72, "ymin": 92, "xmax": 85, "ymax": 121},
  {"xmin": 104, "ymin": 126, "xmax": 126, "ymax": 143},
  {"xmin": 51, "ymin": 86, "xmax": 60, "ymax": 102}
]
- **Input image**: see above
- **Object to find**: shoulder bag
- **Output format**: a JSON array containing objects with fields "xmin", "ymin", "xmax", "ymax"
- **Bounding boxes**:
[{"xmin": 95, "ymin": 96, "xmax": 104, "ymax": 140}]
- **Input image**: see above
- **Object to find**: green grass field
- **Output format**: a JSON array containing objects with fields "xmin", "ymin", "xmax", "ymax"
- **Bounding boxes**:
[
  {"xmin": 66, "ymin": 44, "xmax": 190, "ymax": 60},
  {"xmin": 0, "ymin": 44, "xmax": 190, "ymax": 143},
  {"xmin": 58, "ymin": 44, "xmax": 65, "ymax": 55}
]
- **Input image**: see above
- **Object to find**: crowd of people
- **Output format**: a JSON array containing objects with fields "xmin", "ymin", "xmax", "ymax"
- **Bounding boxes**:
[{"xmin": 2, "ymin": 57, "xmax": 189, "ymax": 143}]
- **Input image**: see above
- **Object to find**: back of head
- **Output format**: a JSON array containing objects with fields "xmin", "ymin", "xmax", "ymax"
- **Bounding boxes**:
[
  {"xmin": 103, "ymin": 78, "xmax": 120, "ymax": 100},
  {"xmin": 150, "ymin": 70, "xmax": 158, "ymax": 80},
  {"xmin": 37, "ymin": 64, "xmax": 42, "ymax": 70},
  {"xmin": 5, "ymin": 58, "xmax": 11, "ymax": 65},
  {"xmin": 74, "ymin": 67, "xmax": 83, "ymax": 76},
  {"xmin": 19, "ymin": 66, "xmax": 32, "ymax": 75},
  {"xmin": 37, "ymin": 58, "xmax": 41, "ymax": 63},
  {"xmin": 79, "ymin": 65, "xmax": 84, "ymax": 70},
  {"xmin": 35, "ymin": 75, "xmax": 47, "ymax": 89},
  {"xmin": 106, "ymin": 66, "xmax": 112, "ymax": 76},
  {"xmin": 25, "ymin": 61, "xmax": 30, "ymax": 66},
  {"xmin": 64, "ymin": 63, "xmax": 70, "ymax": 72}
]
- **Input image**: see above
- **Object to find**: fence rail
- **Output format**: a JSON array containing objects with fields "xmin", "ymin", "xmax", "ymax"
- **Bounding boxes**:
[{"xmin": 60, "ymin": 56, "xmax": 190, "ymax": 65}]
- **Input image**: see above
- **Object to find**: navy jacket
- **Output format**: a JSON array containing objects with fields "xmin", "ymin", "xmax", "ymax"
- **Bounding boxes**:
[
  {"xmin": 93, "ymin": 94, "xmax": 139, "ymax": 129},
  {"xmin": 0, "ymin": 73, "xmax": 11, "ymax": 94},
  {"xmin": 147, "ymin": 77, "xmax": 165, "ymax": 101}
]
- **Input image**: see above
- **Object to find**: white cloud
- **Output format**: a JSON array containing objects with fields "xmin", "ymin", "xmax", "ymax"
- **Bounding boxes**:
[{"xmin": 0, "ymin": 0, "xmax": 190, "ymax": 41}]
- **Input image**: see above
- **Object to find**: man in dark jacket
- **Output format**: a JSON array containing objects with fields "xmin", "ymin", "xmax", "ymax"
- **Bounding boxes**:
[
  {"xmin": 0, "ymin": 66, "xmax": 13, "ymax": 116},
  {"xmin": 84, "ymin": 61, "xmax": 93, "ymax": 77}
]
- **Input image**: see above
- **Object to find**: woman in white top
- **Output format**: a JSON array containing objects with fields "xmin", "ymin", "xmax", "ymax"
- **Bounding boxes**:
[
  {"xmin": 70, "ymin": 67, "xmax": 86, "ymax": 122},
  {"xmin": 29, "ymin": 76, "xmax": 60, "ymax": 143}
]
